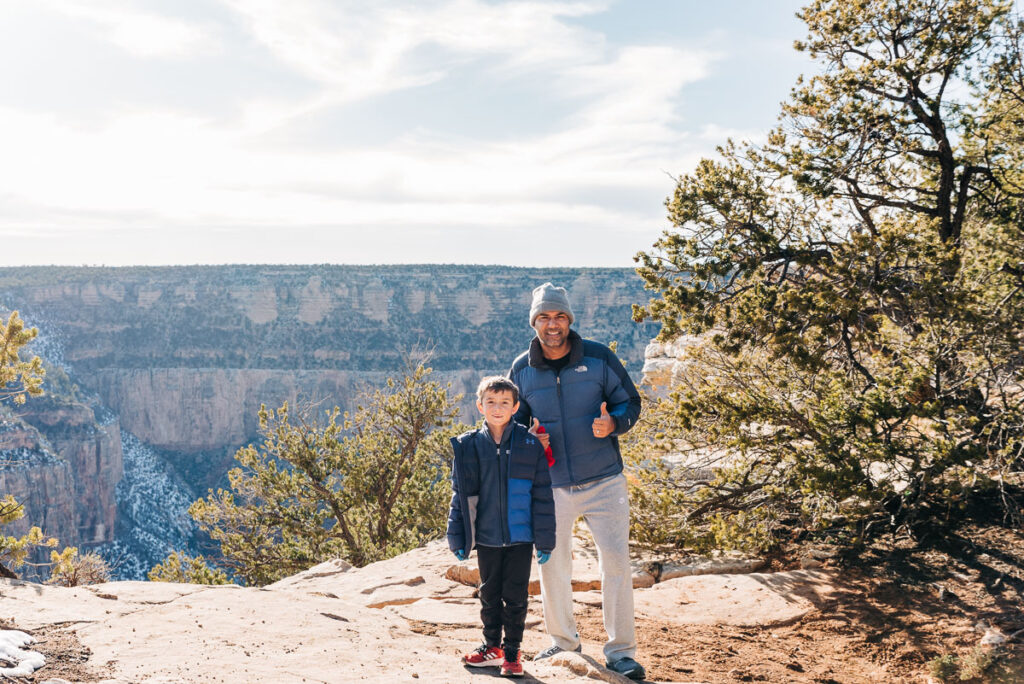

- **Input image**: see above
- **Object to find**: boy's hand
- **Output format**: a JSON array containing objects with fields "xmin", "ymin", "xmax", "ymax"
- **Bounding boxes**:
[
  {"xmin": 454, "ymin": 549, "xmax": 467, "ymax": 561},
  {"xmin": 530, "ymin": 418, "xmax": 551, "ymax": 450},
  {"xmin": 536, "ymin": 550, "xmax": 551, "ymax": 565},
  {"xmin": 531, "ymin": 419, "xmax": 555, "ymax": 466}
]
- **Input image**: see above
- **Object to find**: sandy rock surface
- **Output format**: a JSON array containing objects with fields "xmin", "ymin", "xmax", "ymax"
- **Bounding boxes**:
[
  {"xmin": 633, "ymin": 570, "xmax": 837, "ymax": 627},
  {"xmin": 446, "ymin": 536, "xmax": 660, "ymax": 594},
  {"xmin": 2, "ymin": 540, "xmax": 840, "ymax": 683}
]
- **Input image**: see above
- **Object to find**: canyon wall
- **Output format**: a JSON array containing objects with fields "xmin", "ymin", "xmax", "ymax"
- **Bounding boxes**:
[
  {"xmin": 0, "ymin": 265, "xmax": 659, "ymax": 578},
  {"xmin": 0, "ymin": 265, "xmax": 655, "ymax": 374},
  {"xmin": 1, "ymin": 264, "xmax": 657, "ymax": 456},
  {"xmin": 0, "ymin": 416, "xmax": 77, "ymax": 557},
  {"xmin": 89, "ymin": 368, "xmax": 482, "ymax": 453},
  {"xmin": 17, "ymin": 397, "xmax": 123, "ymax": 545},
  {"xmin": 0, "ymin": 395, "xmax": 124, "ymax": 557}
]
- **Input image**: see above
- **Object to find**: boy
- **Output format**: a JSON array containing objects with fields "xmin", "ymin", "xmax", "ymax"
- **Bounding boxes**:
[{"xmin": 447, "ymin": 376, "xmax": 555, "ymax": 677}]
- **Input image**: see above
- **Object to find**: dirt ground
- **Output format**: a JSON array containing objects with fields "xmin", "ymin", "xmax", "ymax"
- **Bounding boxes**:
[
  {"xmin": 0, "ymin": 619, "xmax": 111, "ymax": 683},
  {"xmin": 575, "ymin": 523, "xmax": 1024, "ymax": 683}
]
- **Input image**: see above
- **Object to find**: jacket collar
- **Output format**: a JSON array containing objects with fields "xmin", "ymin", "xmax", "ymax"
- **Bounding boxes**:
[
  {"xmin": 528, "ymin": 329, "xmax": 583, "ymax": 369},
  {"xmin": 479, "ymin": 421, "xmax": 513, "ymax": 445}
]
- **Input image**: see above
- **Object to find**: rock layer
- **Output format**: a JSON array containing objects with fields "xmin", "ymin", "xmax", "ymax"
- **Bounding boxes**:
[
  {"xmin": 0, "ymin": 419, "xmax": 76, "ymax": 559},
  {"xmin": 17, "ymin": 399, "xmax": 122, "ymax": 545},
  {"xmin": 0, "ymin": 265, "xmax": 656, "ymax": 375},
  {"xmin": 90, "ymin": 367, "xmax": 483, "ymax": 453}
]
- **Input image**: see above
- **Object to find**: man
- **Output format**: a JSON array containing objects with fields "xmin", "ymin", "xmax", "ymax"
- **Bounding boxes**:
[{"xmin": 508, "ymin": 282, "xmax": 645, "ymax": 681}]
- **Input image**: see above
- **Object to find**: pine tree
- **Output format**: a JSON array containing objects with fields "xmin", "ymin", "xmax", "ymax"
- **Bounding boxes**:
[
  {"xmin": 0, "ymin": 311, "xmax": 44, "ymax": 404},
  {"xmin": 189, "ymin": 361, "xmax": 467, "ymax": 585},
  {"xmin": 0, "ymin": 310, "xmax": 55, "ymax": 577},
  {"xmin": 633, "ymin": 0, "xmax": 1024, "ymax": 547}
]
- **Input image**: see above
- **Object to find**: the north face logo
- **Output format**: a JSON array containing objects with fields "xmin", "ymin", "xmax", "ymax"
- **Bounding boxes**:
[{"xmin": 575, "ymin": 365, "xmax": 588, "ymax": 372}]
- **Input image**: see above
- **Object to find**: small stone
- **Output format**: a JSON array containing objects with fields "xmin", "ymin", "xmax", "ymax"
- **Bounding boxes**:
[
  {"xmin": 444, "ymin": 564, "xmax": 480, "ymax": 587},
  {"xmin": 980, "ymin": 627, "xmax": 1007, "ymax": 648}
]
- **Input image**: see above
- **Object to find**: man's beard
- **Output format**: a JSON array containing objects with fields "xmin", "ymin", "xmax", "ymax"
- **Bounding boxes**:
[{"xmin": 539, "ymin": 330, "xmax": 566, "ymax": 347}]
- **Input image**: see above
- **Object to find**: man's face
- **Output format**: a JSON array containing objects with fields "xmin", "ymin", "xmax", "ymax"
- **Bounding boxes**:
[
  {"xmin": 477, "ymin": 390, "xmax": 519, "ymax": 426},
  {"xmin": 533, "ymin": 310, "xmax": 571, "ymax": 350}
]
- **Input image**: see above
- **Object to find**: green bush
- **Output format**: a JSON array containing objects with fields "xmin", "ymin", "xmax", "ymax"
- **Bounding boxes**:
[
  {"xmin": 148, "ymin": 551, "xmax": 230, "ymax": 585},
  {"xmin": 189, "ymin": 361, "xmax": 469, "ymax": 585}
]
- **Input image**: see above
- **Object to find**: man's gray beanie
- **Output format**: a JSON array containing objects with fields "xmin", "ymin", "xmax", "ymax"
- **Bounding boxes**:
[{"xmin": 530, "ymin": 282, "xmax": 574, "ymax": 326}]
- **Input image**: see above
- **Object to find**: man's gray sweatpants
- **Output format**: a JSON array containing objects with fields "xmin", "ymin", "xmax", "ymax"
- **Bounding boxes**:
[{"xmin": 539, "ymin": 472, "xmax": 636, "ymax": 662}]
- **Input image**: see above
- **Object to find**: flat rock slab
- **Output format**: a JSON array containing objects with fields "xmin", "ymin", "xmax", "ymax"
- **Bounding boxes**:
[
  {"xmin": 388, "ymin": 597, "xmax": 541, "ymax": 629},
  {"xmin": 447, "ymin": 535, "xmax": 656, "ymax": 593},
  {"xmin": 572, "ymin": 590, "xmax": 606, "ymax": 607},
  {"xmin": 276, "ymin": 540, "xmax": 476, "ymax": 607},
  {"xmin": 659, "ymin": 557, "xmax": 766, "ymax": 581},
  {"xmin": 3, "ymin": 545, "xmax": 834, "ymax": 683},
  {"xmin": 68, "ymin": 584, "xmax": 535, "ymax": 683},
  {"xmin": 0, "ymin": 580, "xmax": 177, "ymax": 629},
  {"xmin": 265, "ymin": 558, "xmax": 353, "ymax": 590},
  {"xmin": 85, "ymin": 580, "xmax": 227, "ymax": 605},
  {"xmin": 634, "ymin": 569, "xmax": 837, "ymax": 627}
]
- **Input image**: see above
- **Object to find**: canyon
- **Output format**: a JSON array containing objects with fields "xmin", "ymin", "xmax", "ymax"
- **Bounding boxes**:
[{"xmin": 0, "ymin": 265, "xmax": 658, "ymax": 578}]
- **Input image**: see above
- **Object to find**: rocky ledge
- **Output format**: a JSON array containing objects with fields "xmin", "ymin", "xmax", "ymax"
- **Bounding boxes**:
[{"xmin": 0, "ymin": 538, "xmax": 838, "ymax": 683}]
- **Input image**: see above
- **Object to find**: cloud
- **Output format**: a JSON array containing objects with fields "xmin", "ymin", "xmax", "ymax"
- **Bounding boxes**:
[
  {"xmin": 0, "ymin": 76, "xmax": 705, "ymax": 245},
  {"xmin": 0, "ymin": 1, "xmax": 735, "ymax": 265},
  {"xmin": 38, "ymin": 0, "xmax": 217, "ymax": 58},
  {"xmin": 219, "ymin": 0, "xmax": 608, "ymax": 102},
  {"xmin": 216, "ymin": 2, "xmax": 714, "ymax": 196},
  {"xmin": 549, "ymin": 45, "xmax": 712, "ymax": 157}
]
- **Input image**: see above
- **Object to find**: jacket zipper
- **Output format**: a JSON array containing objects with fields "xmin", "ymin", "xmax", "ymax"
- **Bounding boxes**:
[
  {"xmin": 455, "ymin": 439, "xmax": 472, "ymax": 551},
  {"xmin": 499, "ymin": 437, "xmax": 510, "ymax": 545},
  {"xmin": 556, "ymin": 371, "xmax": 575, "ymax": 483}
]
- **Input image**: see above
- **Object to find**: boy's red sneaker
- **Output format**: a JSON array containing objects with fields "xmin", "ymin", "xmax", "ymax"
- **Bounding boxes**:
[
  {"xmin": 501, "ymin": 649, "xmax": 524, "ymax": 677},
  {"xmin": 463, "ymin": 644, "xmax": 503, "ymax": 667}
]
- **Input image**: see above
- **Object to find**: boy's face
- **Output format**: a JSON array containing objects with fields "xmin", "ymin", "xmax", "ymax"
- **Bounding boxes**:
[{"xmin": 477, "ymin": 389, "xmax": 520, "ymax": 428}]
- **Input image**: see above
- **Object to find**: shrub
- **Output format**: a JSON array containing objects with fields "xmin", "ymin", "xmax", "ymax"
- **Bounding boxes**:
[
  {"xmin": 148, "ymin": 551, "xmax": 231, "ymax": 585},
  {"xmin": 47, "ymin": 547, "xmax": 111, "ymax": 587}
]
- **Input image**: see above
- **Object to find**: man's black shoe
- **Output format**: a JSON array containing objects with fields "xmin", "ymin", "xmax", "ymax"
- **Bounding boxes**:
[{"xmin": 605, "ymin": 657, "xmax": 645, "ymax": 681}]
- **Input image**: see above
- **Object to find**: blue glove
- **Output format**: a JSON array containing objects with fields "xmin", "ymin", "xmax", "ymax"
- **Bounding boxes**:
[
  {"xmin": 536, "ymin": 550, "xmax": 551, "ymax": 565},
  {"xmin": 454, "ymin": 549, "xmax": 467, "ymax": 561}
]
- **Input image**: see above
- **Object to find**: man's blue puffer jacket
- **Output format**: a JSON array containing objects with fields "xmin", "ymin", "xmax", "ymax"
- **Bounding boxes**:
[
  {"xmin": 446, "ymin": 421, "xmax": 555, "ymax": 554},
  {"xmin": 508, "ymin": 330, "xmax": 642, "ymax": 488}
]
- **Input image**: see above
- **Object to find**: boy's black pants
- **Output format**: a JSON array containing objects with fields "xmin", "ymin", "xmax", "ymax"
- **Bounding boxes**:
[{"xmin": 477, "ymin": 543, "xmax": 533, "ymax": 649}]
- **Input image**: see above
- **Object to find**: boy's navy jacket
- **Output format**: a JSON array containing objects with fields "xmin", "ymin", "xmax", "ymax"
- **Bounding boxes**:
[
  {"xmin": 446, "ymin": 421, "xmax": 555, "ymax": 554},
  {"xmin": 508, "ymin": 330, "xmax": 642, "ymax": 488}
]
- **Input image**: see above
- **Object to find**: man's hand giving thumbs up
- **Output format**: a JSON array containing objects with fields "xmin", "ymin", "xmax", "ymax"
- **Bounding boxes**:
[{"xmin": 592, "ymin": 401, "xmax": 615, "ymax": 439}]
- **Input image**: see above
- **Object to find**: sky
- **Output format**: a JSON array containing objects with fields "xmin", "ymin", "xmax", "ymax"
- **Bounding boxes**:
[{"xmin": 0, "ymin": 0, "xmax": 811, "ymax": 267}]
